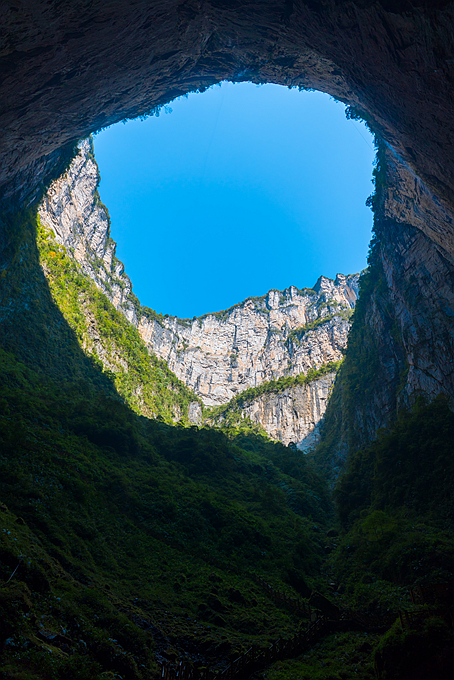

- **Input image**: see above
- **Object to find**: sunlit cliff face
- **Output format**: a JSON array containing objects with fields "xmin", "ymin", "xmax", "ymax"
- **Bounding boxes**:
[{"xmin": 1, "ymin": 1, "xmax": 454, "ymax": 448}]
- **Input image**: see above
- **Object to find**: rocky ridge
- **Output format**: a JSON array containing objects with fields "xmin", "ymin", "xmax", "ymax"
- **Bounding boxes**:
[
  {"xmin": 138, "ymin": 276, "xmax": 356, "ymax": 408},
  {"xmin": 38, "ymin": 139, "xmax": 359, "ymax": 444}
]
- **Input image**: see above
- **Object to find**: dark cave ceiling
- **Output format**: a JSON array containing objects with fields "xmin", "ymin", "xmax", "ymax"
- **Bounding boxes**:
[{"xmin": 1, "ymin": 1, "xmax": 454, "ymax": 218}]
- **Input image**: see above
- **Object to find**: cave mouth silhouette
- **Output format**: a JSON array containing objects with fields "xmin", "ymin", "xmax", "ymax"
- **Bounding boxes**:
[
  {"xmin": 93, "ymin": 82, "xmax": 375, "ymax": 319},
  {"xmin": 2, "ymin": 2, "xmax": 454, "ymax": 236},
  {"xmin": 1, "ymin": 1, "xmax": 454, "ymax": 420}
]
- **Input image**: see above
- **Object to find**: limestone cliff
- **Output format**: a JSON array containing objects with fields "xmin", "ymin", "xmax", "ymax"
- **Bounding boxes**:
[
  {"xmin": 39, "ymin": 139, "xmax": 358, "ymax": 406},
  {"xmin": 38, "ymin": 139, "xmax": 359, "ymax": 443},
  {"xmin": 138, "ymin": 274, "xmax": 356, "ymax": 408},
  {"xmin": 3, "ymin": 0, "xmax": 454, "ymax": 468},
  {"xmin": 213, "ymin": 371, "xmax": 337, "ymax": 450},
  {"xmin": 315, "ymin": 142, "xmax": 454, "ymax": 475},
  {"xmin": 38, "ymin": 139, "xmax": 139, "ymax": 326}
]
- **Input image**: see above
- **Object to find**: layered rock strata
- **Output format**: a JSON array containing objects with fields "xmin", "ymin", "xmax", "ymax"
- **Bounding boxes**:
[
  {"xmin": 216, "ymin": 373, "xmax": 336, "ymax": 450},
  {"xmin": 38, "ymin": 140, "xmax": 358, "ymax": 408}
]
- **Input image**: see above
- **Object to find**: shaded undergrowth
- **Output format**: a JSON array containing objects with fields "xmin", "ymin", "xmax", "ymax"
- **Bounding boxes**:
[
  {"xmin": 0, "ymin": 343, "xmax": 331, "ymax": 679},
  {"xmin": 2, "ymin": 160, "xmax": 454, "ymax": 680},
  {"xmin": 0, "ymin": 201, "xmax": 333, "ymax": 678}
]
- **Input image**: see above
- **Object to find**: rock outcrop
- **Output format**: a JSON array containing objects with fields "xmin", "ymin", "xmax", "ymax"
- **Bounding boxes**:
[
  {"xmin": 138, "ymin": 279, "xmax": 356, "ymax": 407},
  {"xmin": 39, "ymin": 141, "xmax": 357, "ymax": 407},
  {"xmin": 38, "ymin": 139, "xmax": 139, "ymax": 326},
  {"xmin": 2, "ymin": 1, "xmax": 454, "ymax": 219},
  {"xmin": 38, "ymin": 139, "xmax": 358, "ymax": 444},
  {"xmin": 216, "ymin": 372, "xmax": 336, "ymax": 450}
]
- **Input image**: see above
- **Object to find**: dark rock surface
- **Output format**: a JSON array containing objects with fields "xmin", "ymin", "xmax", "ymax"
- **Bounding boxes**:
[
  {"xmin": 0, "ymin": 1, "xmax": 453, "ymax": 209},
  {"xmin": 2, "ymin": 0, "xmax": 454, "ymax": 455}
]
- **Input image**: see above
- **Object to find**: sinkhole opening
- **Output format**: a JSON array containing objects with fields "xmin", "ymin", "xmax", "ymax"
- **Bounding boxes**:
[{"xmin": 93, "ymin": 82, "xmax": 375, "ymax": 319}]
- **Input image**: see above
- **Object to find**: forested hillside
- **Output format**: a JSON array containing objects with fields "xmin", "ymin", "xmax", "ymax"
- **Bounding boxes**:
[{"xmin": 1, "ymin": 140, "xmax": 454, "ymax": 680}]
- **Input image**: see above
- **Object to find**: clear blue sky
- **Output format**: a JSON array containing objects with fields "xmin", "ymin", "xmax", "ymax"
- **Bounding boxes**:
[{"xmin": 94, "ymin": 83, "xmax": 375, "ymax": 319}]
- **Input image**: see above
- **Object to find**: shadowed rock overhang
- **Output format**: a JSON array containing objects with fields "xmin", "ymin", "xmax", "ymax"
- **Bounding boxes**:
[
  {"xmin": 2, "ymin": 0, "xmax": 454, "ymax": 444},
  {"xmin": 0, "ymin": 1, "xmax": 453, "ymax": 214}
]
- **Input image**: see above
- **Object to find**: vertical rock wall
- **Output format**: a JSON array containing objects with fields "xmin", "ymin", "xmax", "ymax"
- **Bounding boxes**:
[
  {"xmin": 38, "ymin": 139, "xmax": 358, "ymax": 410},
  {"xmin": 216, "ymin": 372, "xmax": 337, "ymax": 450},
  {"xmin": 317, "ymin": 147, "xmax": 454, "ymax": 473}
]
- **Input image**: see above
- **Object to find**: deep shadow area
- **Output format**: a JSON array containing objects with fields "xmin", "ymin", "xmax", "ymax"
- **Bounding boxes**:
[
  {"xmin": 2, "ymin": 2, "xmax": 454, "ymax": 679},
  {"xmin": 0, "ymin": 200, "xmax": 332, "ymax": 677}
]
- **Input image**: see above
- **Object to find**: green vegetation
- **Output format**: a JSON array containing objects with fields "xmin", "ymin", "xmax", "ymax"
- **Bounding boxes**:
[
  {"xmin": 0, "ymin": 342, "xmax": 331, "ymax": 679},
  {"xmin": 374, "ymin": 617, "xmax": 454, "ymax": 680},
  {"xmin": 335, "ymin": 395, "xmax": 454, "ymax": 531},
  {"xmin": 37, "ymin": 218, "xmax": 201, "ymax": 424},
  {"xmin": 209, "ymin": 361, "xmax": 342, "ymax": 426},
  {"xmin": 266, "ymin": 631, "xmax": 379, "ymax": 680},
  {"xmin": 286, "ymin": 316, "xmax": 335, "ymax": 345},
  {"xmin": 0, "ymin": 200, "xmax": 336, "ymax": 679},
  {"xmin": 2, "ymin": 133, "xmax": 454, "ymax": 680}
]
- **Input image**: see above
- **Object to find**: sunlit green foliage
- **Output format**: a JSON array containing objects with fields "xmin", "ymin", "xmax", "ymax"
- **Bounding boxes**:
[
  {"xmin": 209, "ymin": 362, "xmax": 341, "ymax": 426},
  {"xmin": 37, "ymin": 218, "xmax": 202, "ymax": 424}
]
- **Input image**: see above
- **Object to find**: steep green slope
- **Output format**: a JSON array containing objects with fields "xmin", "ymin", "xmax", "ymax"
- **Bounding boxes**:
[
  {"xmin": 0, "ymin": 203, "xmax": 332, "ymax": 679},
  {"xmin": 0, "ymin": 200, "xmax": 201, "ymax": 425},
  {"xmin": 334, "ymin": 395, "xmax": 454, "ymax": 586},
  {"xmin": 0, "ymin": 345, "xmax": 330, "ymax": 679},
  {"xmin": 37, "ymin": 217, "xmax": 201, "ymax": 424}
]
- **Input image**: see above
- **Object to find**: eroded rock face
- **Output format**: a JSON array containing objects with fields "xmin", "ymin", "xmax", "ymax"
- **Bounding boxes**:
[
  {"xmin": 2, "ymin": 1, "xmax": 454, "ymax": 217},
  {"xmin": 139, "ymin": 286, "xmax": 353, "ymax": 406},
  {"xmin": 352, "ymin": 148, "xmax": 454, "ymax": 438},
  {"xmin": 38, "ymin": 139, "xmax": 139, "ymax": 325},
  {"xmin": 317, "ymin": 145, "xmax": 454, "ymax": 471},
  {"xmin": 5, "ymin": 1, "xmax": 454, "ymax": 461},
  {"xmin": 39, "ymin": 140, "xmax": 358, "ymax": 406},
  {"xmin": 219, "ymin": 373, "xmax": 336, "ymax": 450}
]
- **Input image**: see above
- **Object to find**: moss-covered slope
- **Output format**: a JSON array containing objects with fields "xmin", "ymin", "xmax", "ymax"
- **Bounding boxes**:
[{"xmin": 0, "ymin": 343, "xmax": 331, "ymax": 679}]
